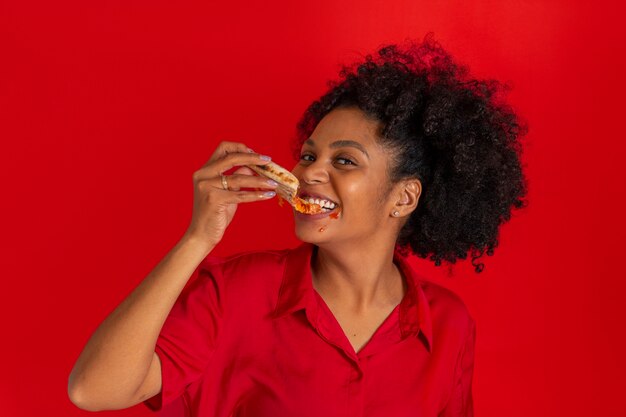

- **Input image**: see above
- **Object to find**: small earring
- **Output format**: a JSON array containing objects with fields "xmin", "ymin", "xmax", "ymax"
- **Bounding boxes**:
[{"xmin": 392, "ymin": 210, "xmax": 400, "ymax": 217}]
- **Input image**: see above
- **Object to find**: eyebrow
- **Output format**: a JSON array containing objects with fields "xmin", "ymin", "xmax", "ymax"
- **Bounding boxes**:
[{"xmin": 304, "ymin": 138, "xmax": 370, "ymax": 159}]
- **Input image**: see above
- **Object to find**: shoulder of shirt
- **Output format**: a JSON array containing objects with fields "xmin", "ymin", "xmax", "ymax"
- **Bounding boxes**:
[
  {"xmin": 194, "ymin": 246, "xmax": 293, "ymax": 292},
  {"xmin": 199, "ymin": 247, "xmax": 290, "ymax": 269},
  {"xmin": 418, "ymin": 278, "xmax": 476, "ymax": 330},
  {"xmin": 190, "ymin": 247, "xmax": 293, "ymax": 317}
]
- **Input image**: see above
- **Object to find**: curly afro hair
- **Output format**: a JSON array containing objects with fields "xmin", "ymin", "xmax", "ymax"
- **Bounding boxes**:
[{"xmin": 292, "ymin": 34, "xmax": 529, "ymax": 274}]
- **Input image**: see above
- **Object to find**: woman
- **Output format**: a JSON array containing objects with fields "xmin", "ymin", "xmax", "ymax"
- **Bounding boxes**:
[{"xmin": 68, "ymin": 36, "xmax": 527, "ymax": 416}]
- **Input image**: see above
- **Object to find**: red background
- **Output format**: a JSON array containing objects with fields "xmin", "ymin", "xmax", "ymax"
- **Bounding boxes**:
[{"xmin": 2, "ymin": 1, "xmax": 625, "ymax": 416}]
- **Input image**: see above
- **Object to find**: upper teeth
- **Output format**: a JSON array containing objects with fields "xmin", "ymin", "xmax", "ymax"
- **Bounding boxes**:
[{"xmin": 306, "ymin": 197, "xmax": 336, "ymax": 209}]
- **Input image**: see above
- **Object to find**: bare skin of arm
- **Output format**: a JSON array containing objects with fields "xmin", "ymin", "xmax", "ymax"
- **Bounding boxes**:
[
  {"xmin": 67, "ymin": 142, "xmax": 277, "ymax": 411},
  {"xmin": 67, "ymin": 234, "xmax": 215, "ymax": 411}
]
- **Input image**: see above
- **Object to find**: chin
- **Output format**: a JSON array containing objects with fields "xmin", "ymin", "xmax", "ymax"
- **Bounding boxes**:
[
  {"xmin": 292, "ymin": 206, "xmax": 345, "ymax": 244},
  {"xmin": 294, "ymin": 226, "xmax": 327, "ymax": 242},
  {"xmin": 293, "ymin": 223, "xmax": 337, "ymax": 244}
]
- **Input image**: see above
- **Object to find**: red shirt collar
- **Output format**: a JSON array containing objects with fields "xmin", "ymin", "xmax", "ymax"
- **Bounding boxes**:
[{"xmin": 272, "ymin": 242, "xmax": 433, "ymax": 353}]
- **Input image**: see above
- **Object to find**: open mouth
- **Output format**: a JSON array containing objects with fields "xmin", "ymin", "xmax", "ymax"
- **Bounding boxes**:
[{"xmin": 298, "ymin": 194, "xmax": 340, "ymax": 213}]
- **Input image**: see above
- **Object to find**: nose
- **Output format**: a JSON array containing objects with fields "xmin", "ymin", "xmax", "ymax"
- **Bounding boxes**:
[{"xmin": 298, "ymin": 160, "xmax": 329, "ymax": 185}]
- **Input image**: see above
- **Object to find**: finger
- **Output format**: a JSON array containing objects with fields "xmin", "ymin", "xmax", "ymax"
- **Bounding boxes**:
[
  {"xmin": 217, "ymin": 189, "xmax": 277, "ymax": 204},
  {"xmin": 197, "ymin": 152, "xmax": 272, "ymax": 178},
  {"xmin": 194, "ymin": 152, "xmax": 269, "ymax": 181},
  {"xmin": 211, "ymin": 173, "xmax": 279, "ymax": 192},
  {"xmin": 215, "ymin": 152, "xmax": 272, "ymax": 175},
  {"xmin": 202, "ymin": 141, "xmax": 255, "ymax": 168},
  {"xmin": 232, "ymin": 166, "xmax": 255, "ymax": 176}
]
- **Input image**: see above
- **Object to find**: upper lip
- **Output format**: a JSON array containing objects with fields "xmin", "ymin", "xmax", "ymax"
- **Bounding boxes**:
[{"xmin": 297, "ymin": 190, "xmax": 340, "ymax": 206}]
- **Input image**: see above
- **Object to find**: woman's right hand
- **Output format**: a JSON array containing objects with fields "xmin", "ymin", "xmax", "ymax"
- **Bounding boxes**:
[{"xmin": 183, "ymin": 141, "xmax": 278, "ymax": 247}]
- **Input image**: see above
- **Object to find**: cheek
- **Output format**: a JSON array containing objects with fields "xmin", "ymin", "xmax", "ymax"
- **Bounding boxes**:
[
  {"xmin": 290, "ymin": 164, "xmax": 302, "ymax": 176},
  {"xmin": 346, "ymin": 179, "xmax": 388, "ymax": 213}
]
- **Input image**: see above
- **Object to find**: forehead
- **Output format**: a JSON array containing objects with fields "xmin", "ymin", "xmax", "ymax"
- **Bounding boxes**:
[{"xmin": 305, "ymin": 107, "xmax": 385, "ymax": 153}]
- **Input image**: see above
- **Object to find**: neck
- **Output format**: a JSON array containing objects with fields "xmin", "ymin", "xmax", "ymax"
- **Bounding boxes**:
[{"xmin": 311, "ymin": 239, "xmax": 405, "ymax": 313}]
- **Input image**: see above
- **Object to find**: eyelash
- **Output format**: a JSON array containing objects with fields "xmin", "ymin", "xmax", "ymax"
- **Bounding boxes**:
[{"xmin": 299, "ymin": 154, "xmax": 356, "ymax": 166}]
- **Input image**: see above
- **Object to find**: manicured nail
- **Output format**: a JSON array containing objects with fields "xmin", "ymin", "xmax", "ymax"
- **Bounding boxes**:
[
  {"xmin": 267, "ymin": 180, "xmax": 278, "ymax": 186},
  {"xmin": 263, "ymin": 191, "xmax": 276, "ymax": 197},
  {"xmin": 259, "ymin": 155, "xmax": 271, "ymax": 161}
]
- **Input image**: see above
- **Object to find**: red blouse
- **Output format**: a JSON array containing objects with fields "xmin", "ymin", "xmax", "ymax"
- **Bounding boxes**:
[{"xmin": 143, "ymin": 242, "xmax": 476, "ymax": 416}]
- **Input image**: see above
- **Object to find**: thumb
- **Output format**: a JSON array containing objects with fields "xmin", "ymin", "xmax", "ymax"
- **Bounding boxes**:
[{"xmin": 233, "ymin": 166, "xmax": 256, "ymax": 176}]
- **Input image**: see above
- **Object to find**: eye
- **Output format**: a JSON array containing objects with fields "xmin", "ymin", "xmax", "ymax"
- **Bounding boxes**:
[
  {"xmin": 299, "ymin": 153, "xmax": 357, "ymax": 166},
  {"xmin": 336, "ymin": 157, "xmax": 355, "ymax": 165}
]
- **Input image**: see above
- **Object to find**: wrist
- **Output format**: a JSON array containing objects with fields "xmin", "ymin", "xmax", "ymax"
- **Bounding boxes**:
[{"xmin": 179, "ymin": 232, "xmax": 217, "ymax": 258}]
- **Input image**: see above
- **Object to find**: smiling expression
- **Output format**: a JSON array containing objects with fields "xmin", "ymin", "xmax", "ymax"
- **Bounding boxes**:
[{"xmin": 291, "ymin": 106, "xmax": 400, "ymax": 245}]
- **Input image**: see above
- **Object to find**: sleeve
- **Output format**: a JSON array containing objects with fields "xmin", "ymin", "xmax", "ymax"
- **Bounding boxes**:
[
  {"xmin": 439, "ymin": 318, "xmax": 477, "ymax": 417},
  {"xmin": 143, "ymin": 259, "xmax": 224, "ymax": 412}
]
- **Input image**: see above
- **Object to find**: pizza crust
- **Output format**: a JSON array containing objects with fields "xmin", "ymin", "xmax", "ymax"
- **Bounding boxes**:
[{"xmin": 246, "ymin": 161, "xmax": 323, "ymax": 214}]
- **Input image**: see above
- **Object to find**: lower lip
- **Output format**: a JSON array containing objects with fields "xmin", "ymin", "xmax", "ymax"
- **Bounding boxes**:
[{"xmin": 294, "ymin": 206, "xmax": 340, "ymax": 221}]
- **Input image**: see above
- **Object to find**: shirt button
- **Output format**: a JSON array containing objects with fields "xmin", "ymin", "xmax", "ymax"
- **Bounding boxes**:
[{"xmin": 351, "ymin": 369, "xmax": 363, "ymax": 382}]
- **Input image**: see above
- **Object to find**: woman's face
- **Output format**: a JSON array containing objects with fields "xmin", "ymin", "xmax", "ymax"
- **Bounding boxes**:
[{"xmin": 291, "ymin": 106, "xmax": 398, "ymax": 246}]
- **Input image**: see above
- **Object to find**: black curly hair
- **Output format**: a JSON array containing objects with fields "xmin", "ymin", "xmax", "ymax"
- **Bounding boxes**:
[{"xmin": 292, "ymin": 34, "xmax": 529, "ymax": 274}]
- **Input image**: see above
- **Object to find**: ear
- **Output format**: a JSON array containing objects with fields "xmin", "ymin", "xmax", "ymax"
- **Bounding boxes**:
[{"xmin": 392, "ymin": 178, "xmax": 421, "ymax": 217}]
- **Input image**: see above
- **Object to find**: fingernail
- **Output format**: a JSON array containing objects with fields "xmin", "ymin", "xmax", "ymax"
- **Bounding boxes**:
[
  {"xmin": 259, "ymin": 155, "xmax": 271, "ymax": 161},
  {"xmin": 246, "ymin": 148, "xmax": 255, "ymax": 153},
  {"xmin": 263, "ymin": 191, "xmax": 276, "ymax": 197},
  {"xmin": 267, "ymin": 180, "xmax": 278, "ymax": 186}
]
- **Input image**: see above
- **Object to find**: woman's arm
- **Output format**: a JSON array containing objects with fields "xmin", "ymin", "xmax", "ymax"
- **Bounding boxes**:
[
  {"xmin": 67, "ymin": 142, "xmax": 276, "ymax": 411},
  {"xmin": 67, "ymin": 234, "xmax": 214, "ymax": 411}
]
